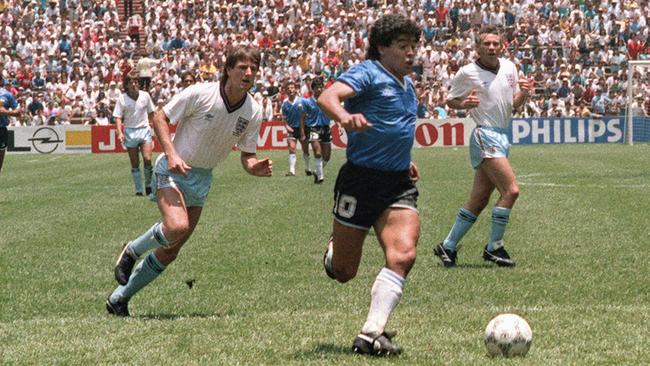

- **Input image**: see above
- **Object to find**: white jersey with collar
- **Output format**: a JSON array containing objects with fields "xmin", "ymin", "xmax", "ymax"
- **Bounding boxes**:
[
  {"xmin": 448, "ymin": 57, "xmax": 519, "ymax": 129},
  {"xmin": 112, "ymin": 90, "xmax": 155, "ymax": 128},
  {"xmin": 162, "ymin": 82, "xmax": 262, "ymax": 169}
]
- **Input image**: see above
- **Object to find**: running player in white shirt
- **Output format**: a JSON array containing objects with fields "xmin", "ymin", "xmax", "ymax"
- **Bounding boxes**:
[
  {"xmin": 112, "ymin": 70, "xmax": 155, "ymax": 196},
  {"xmin": 107, "ymin": 46, "xmax": 273, "ymax": 316},
  {"xmin": 434, "ymin": 26, "xmax": 534, "ymax": 268}
]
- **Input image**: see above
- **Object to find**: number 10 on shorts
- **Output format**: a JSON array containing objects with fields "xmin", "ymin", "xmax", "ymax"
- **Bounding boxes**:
[{"xmin": 335, "ymin": 193, "xmax": 357, "ymax": 219}]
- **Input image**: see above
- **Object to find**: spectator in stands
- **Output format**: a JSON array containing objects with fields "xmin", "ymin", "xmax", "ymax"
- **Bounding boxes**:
[
  {"xmin": 27, "ymin": 91, "xmax": 45, "ymax": 125},
  {"xmin": 135, "ymin": 49, "xmax": 160, "ymax": 91}
]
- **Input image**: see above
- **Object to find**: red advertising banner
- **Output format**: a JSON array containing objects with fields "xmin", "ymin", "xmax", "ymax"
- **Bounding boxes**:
[
  {"xmin": 91, "ymin": 119, "xmax": 471, "ymax": 153},
  {"xmin": 91, "ymin": 125, "xmax": 177, "ymax": 153}
]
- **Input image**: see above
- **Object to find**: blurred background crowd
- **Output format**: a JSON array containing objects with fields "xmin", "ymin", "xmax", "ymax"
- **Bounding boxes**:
[{"xmin": 2, "ymin": 0, "xmax": 650, "ymax": 126}]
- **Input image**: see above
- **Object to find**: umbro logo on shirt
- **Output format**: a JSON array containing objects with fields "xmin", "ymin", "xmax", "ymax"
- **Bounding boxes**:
[
  {"xmin": 381, "ymin": 88, "xmax": 395, "ymax": 97},
  {"xmin": 205, "ymin": 113, "xmax": 214, "ymax": 120}
]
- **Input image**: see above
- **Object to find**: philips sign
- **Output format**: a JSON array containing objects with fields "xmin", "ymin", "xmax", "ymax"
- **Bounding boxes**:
[{"xmin": 511, "ymin": 117, "xmax": 624, "ymax": 144}]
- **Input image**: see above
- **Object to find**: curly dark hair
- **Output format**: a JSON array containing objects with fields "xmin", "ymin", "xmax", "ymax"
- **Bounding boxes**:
[{"xmin": 366, "ymin": 14, "xmax": 421, "ymax": 60}]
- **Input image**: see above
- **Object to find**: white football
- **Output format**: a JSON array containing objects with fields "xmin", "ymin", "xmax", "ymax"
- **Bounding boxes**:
[{"xmin": 484, "ymin": 313, "xmax": 533, "ymax": 357}]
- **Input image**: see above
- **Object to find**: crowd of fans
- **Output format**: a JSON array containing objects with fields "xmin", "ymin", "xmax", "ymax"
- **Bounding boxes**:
[{"xmin": 2, "ymin": 0, "xmax": 650, "ymax": 127}]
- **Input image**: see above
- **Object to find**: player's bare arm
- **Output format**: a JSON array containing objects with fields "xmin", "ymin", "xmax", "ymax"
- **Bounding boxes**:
[
  {"xmin": 299, "ymin": 112, "xmax": 306, "ymax": 141},
  {"xmin": 408, "ymin": 161, "xmax": 420, "ymax": 182},
  {"xmin": 114, "ymin": 117, "xmax": 125, "ymax": 143},
  {"xmin": 240, "ymin": 152, "xmax": 273, "ymax": 177},
  {"xmin": 447, "ymin": 89, "xmax": 480, "ymax": 110},
  {"xmin": 152, "ymin": 108, "xmax": 191, "ymax": 176},
  {"xmin": 0, "ymin": 106, "xmax": 23, "ymax": 116},
  {"xmin": 317, "ymin": 81, "xmax": 372, "ymax": 132},
  {"xmin": 513, "ymin": 78, "xmax": 534, "ymax": 109}
]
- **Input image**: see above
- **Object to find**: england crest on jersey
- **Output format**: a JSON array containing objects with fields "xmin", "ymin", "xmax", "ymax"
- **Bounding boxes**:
[
  {"xmin": 233, "ymin": 117, "xmax": 250, "ymax": 137},
  {"xmin": 506, "ymin": 74, "xmax": 515, "ymax": 89}
]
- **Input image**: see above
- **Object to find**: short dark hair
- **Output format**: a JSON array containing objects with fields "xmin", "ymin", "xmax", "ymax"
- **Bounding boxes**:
[
  {"xmin": 222, "ymin": 45, "xmax": 261, "ymax": 85},
  {"xmin": 366, "ymin": 14, "xmax": 421, "ymax": 60},
  {"xmin": 478, "ymin": 26, "xmax": 502, "ymax": 43}
]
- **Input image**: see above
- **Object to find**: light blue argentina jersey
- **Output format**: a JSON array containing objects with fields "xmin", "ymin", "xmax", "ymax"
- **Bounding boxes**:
[
  {"xmin": 338, "ymin": 60, "xmax": 417, "ymax": 171},
  {"xmin": 300, "ymin": 96, "xmax": 331, "ymax": 127},
  {"xmin": 0, "ymin": 88, "xmax": 18, "ymax": 128},
  {"xmin": 281, "ymin": 97, "xmax": 303, "ymax": 128}
]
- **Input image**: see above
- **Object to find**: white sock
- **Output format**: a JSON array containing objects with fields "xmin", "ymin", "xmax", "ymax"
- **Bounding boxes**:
[
  {"xmin": 314, "ymin": 157, "xmax": 323, "ymax": 179},
  {"xmin": 303, "ymin": 154, "xmax": 311, "ymax": 172},
  {"xmin": 361, "ymin": 268, "xmax": 405, "ymax": 336},
  {"xmin": 288, "ymin": 153, "xmax": 296, "ymax": 174}
]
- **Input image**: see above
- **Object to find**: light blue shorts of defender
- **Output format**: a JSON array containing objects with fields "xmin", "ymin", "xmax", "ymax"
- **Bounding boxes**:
[
  {"xmin": 124, "ymin": 127, "xmax": 153, "ymax": 149},
  {"xmin": 150, "ymin": 154, "xmax": 213, "ymax": 207},
  {"xmin": 470, "ymin": 126, "xmax": 510, "ymax": 169}
]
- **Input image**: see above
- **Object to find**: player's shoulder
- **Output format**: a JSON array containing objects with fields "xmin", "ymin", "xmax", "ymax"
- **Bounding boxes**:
[
  {"xmin": 343, "ymin": 59, "xmax": 375, "ymax": 76},
  {"xmin": 499, "ymin": 58, "xmax": 517, "ymax": 70},
  {"xmin": 246, "ymin": 92, "xmax": 263, "ymax": 113}
]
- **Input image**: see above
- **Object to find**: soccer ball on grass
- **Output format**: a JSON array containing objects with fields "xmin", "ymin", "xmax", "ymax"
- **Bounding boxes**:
[{"xmin": 484, "ymin": 313, "xmax": 533, "ymax": 357}]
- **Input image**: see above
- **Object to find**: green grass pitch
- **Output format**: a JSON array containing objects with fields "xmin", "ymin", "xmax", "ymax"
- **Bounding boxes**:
[{"xmin": 1, "ymin": 144, "xmax": 649, "ymax": 365}]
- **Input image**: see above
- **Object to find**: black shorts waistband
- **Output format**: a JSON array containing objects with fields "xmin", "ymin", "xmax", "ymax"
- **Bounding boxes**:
[{"xmin": 344, "ymin": 161, "xmax": 410, "ymax": 179}]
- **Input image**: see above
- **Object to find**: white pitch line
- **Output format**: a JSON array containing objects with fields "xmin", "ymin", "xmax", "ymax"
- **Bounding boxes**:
[{"xmin": 520, "ymin": 182, "xmax": 649, "ymax": 189}]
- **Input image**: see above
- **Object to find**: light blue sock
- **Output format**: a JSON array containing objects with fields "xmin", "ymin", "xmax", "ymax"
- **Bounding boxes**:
[
  {"xmin": 487, "ymin": 207, "xmax": 511, "ymax": 251},
  {"xmin": 443, "ymin": 207, "xmax": 477, "ymax": 251},
  {"xmin": 131, "ymin": 167, "xmax": 143, "ymax": 194},
  {"xmin": 110, "ymin": 252, "xmax": 166, "ymax": 302},
  {"xmin": 144, "ymin": 165, "xmax": 153, "ymax": 188},
  {"xmin": 128, "ymin": 223, "xmax": 169, "ymax": 257}
]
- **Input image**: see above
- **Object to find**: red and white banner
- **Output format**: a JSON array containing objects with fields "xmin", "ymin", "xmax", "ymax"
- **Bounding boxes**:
[
  {"xmin": 256, "ymin": 118, "xmax": 473, "ymax": 149},
  {"xmin": 8, "ymin": 119, "xmax": 475, "ymax": 155},
  {"xmin": 91, "ymin": 125, "xmax": 176, "ymax": 153}
]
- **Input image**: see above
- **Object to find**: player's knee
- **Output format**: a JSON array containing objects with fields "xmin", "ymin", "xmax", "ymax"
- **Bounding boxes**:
[
  {"xmin": 333, "ymin": 265, "xmax": 358, "ymax": 283},
  {"xmin": 388, "ymin": 246, "xmax": 416, "ymax": 273},
  {"xmin": 164, "ymin": 219, "xmax": 190, "ymax": 241},
  {"xmin": 504, "ymin": 185, "xmax": 520, "ymax": 202}
]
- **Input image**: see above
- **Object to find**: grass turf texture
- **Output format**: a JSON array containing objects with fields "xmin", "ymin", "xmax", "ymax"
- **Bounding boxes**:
[{"xmin": 0, "ymin": 144, "xmax": 648, "ymax": 365}]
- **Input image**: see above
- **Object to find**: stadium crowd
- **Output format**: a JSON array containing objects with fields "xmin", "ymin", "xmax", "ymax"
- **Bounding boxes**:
[{"xmin": 2, "ymin": 0, "xmax": 650, "ymax": 126}]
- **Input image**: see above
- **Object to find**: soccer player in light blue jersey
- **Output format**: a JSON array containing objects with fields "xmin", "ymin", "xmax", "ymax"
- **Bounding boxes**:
[
  {"xmin": 318, "ymin": 14, "xmax": 421, "ymax": 357},
  {"xmin": 299, "ymin": 77, "xmax": 331, "ymax": 184},
  {"xmin": 433, "ymin": 26, "xmax": 534, "ymax": 268},
  {"xmin": 0, "ymin": 75, "xmax": 23, "ymax": 175},
  {"xmin": 281, "ymin": 80, "xmax": 310, "ymax": 176}
]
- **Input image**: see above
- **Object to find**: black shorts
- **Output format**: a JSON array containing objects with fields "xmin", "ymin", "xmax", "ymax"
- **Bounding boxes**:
[
  {"xmin": 0, "ymin": 127, "xmax": 7, "ymax": 150},
  {"xmin": 332, "ymin": 162, "xmax": 418, "ymax": 229},
  {"xmin": 309, "ymin": 125, "xmax": 331, "ymax": 143},
  {"xmin": 287, "ymin": 126, "xmax": 301, "ymax": 140}
]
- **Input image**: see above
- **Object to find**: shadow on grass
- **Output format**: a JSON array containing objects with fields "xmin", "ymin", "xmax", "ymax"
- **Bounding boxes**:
[
  {"xmin": 292, "ymin": 343, "xmax": 352, "ymax": 359},
  {"xmin": 136, "ymin": 312, "xmax": 221, "ymax": 320},
  {"xmin": 432, "ymin": 263, "xmax": 496, "ymax": 269}
]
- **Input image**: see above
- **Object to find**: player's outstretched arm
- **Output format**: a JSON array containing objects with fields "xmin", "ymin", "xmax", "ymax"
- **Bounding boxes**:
[
  {"xmin": 317, "ymin": 81, "xmax": 372, "ymax": 132},
  {"xmin": 0, "ymin": 106, "xmax": 23, "ymax": 116},
  {"xmin": 241, "ymin": 152, "xmax": 273, "ymax": 177},
  {"xmin": 447, "ymin": 89, "xmax": 480, "ymax": 110}
]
